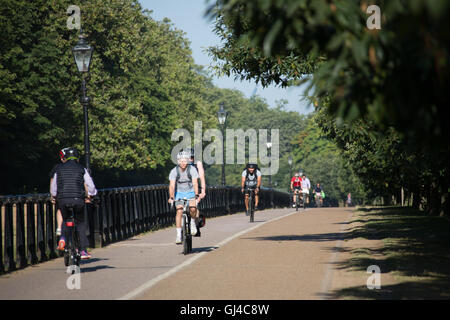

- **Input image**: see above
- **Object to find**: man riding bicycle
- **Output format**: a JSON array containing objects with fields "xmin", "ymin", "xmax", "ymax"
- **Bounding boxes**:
[
  {"xmin": 314, "ymin": 182, "xmax": 324, "ymax": 207},
  {"xmin": 241, "ymin": 163, "xmax": 262, "ymax": 214},
  {"xmin": 50, "ymin": 147, "xmax": 97, "ymax": 260},
  {"xmin": 185, "ymin": 148, "xmax": 206, "ymax": 237},
  {"xmin": 301, "ymin": 173, "xmax": 311, "ymax": 206},
  {"xmin": 168, "ymin": 150, "xmax": 199, "ymax": 244},
  {"xmin": 290, "ymin": 172, "xmax": 303, "ymax": 207}
]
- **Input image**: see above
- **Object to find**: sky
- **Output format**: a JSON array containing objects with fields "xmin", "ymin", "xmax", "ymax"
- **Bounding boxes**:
[{"xmin": 139, "ymin": 0, "xmax": 313, "ymax": 114}]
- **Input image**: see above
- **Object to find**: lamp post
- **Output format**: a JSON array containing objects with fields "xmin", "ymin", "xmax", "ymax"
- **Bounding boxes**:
[
  {"xmin": 217, "ymin": 104, "xmax": 228, "ymax": 186},
  {"xmin": 72, "ymin": 32, "xmax": 94, "ymax": 172},
  {"xmin": 288, "ymin": 155, "xmax": 293, "ymax": 191}
]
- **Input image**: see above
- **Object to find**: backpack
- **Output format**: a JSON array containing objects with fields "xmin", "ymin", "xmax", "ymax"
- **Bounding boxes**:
[
  {"xmin": 244, "ymin": 166, "xmax": 259, "ymax": 186},
  {"xmin": 175, "ymin": 164, "xmax": 192, "ymax": 183}
]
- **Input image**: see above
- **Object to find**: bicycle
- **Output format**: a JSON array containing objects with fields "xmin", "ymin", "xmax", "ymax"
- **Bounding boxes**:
[
  {"xmin": 292, "ymin": 188, "xmax": 302, "ymax": 211},
  {"xmin": 245, "ymin": 188, "xmax": 256, "ymax": 222},
  {"xmin": 315, "ymin": 193, "xmax": 323, "ymax": 207},
  {"xmin": 301, "ymin": 191, "xmax": 309, "ymax": 210},
  {"xmin": 172, "ymin": 198, "xmax": 194, "ymax": 255},
  {"xmin": 63, "ymin": 203, "xmax": 81, "ymax": 274}
]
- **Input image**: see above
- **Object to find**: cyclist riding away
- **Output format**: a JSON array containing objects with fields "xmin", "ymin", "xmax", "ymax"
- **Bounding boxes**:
[
  {"xmin": 168, "ymin": 150, "xmax": 199, "ymax": 244},
  {"xmin": 314, "ymin": 182, "xmax": 323, "ymax": 207},
  {"xmin": 301, "ymin": 173, "xmax": 311, "ymax": 206},
  {"xmin": 241, "ymin": 163, "xmax": 262, "ymax": 214},
  {"xmin": 290, "ymin": 172, "xmax": 302, "ymax": 207},
  {"xmin": 50, "ymin": 147, "xmax": 97, "ymax": 260},
  {"xmin": 185, "ymin": 147, "xmax": 206, "ymax": 237}
]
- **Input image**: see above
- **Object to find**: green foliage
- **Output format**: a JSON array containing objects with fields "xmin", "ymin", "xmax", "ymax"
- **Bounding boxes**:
[
  {"xmin": 0, "ymin": 0, "xmax": 223, "ymax": 193},
  {"xmin": 208, "ymin": 0, "xmax": 450, "ymax": 213}
]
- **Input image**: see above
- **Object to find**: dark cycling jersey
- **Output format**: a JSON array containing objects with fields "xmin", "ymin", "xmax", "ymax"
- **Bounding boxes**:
[{"xmin": 314, "ymin": 186, "xmax": 322, "ymax": 193}]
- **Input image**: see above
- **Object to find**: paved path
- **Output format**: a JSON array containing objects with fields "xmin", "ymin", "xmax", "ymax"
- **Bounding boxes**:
[{"xmin": 0, "ymin": 207, "xmax": 353, "ymax": 300}]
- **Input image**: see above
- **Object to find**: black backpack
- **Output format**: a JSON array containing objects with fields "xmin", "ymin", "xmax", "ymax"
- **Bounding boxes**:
[
  {"xmin": 175, "ymin": 164, "xmax": 194, "ymax": 183},
  {"xmin": 244, "ymin": 166, "xmax": 259, "ymax": 185}
]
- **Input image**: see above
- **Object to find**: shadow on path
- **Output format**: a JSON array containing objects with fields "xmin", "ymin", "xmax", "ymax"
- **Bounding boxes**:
[{"xmin": 328, "ymin": 207, "xmax": 450, "ymax": 299}]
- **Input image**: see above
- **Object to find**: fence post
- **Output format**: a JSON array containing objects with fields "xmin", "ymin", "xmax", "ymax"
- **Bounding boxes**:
[
  {"xmin": 16, "ymin": 199, "xmax": 27, "ymax": 269},
  {"xmin": 26, "ymin": 199, "xmax": 38, "ymax": 265},
  {"xmin": 0, "ymin": 201, "xmax": 4, "ymax": 274}
]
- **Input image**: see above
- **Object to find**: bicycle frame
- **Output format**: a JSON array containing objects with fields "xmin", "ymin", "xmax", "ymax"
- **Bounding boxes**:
[
  {"xmin": 175, "ymin": 198, "xmax": 193, "ymax": 255},
  {"xmin": 247, "ymin": 188, "xmax": 255, "ymax": 222}
]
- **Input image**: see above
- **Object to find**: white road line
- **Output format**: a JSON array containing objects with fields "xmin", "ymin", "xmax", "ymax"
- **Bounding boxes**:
[{"xmin": 118, "ymin": 209, "xmax": 303, "ymax": 300}]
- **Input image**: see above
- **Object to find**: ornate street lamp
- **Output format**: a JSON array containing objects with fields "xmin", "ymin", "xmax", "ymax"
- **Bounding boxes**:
[
  {"xmin": 72, "ymin": 32, "xmax": 94, "ymax": 171},
  {"xmin": 288, "ymin": 155, "xmax": 293, "ymax": 178},
  {"xmin": 217, "ymin": 104, "xmax": 228, "ymax": 186}
]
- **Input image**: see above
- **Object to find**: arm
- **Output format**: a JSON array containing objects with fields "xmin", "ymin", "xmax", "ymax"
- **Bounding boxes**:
[
  {"xmin": 83, "ymin": 169, "xmax": 97, "ymax": 197},
  {"xmin": 168, "ymin": 180, "xmax": 176, "ymax": 204},
  {"xmin": 241, "ymin": 175, "xmax": 246, "ymax": 192},
  {"xmin": 50, "ymin": 174, "xmax": 57, "ymax": 202},
  {"xmin": 193, "ymin": 178, "xmax": 199, "ymax": 198},
  {"xmin": 197, "ymin": 161, "xmax": 206, "ymax": 198}
]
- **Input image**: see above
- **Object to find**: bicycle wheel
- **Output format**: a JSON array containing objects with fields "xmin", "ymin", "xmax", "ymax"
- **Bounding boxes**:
[
  {"xmin": 296, "ymin": 194, "xmax": 299, "ymax": 211},
  {"xmin": 249, "ymin": 193, "xmax": 254, "ymax": 222},
  {"xmin": 182, "ymin": 214, "xmax": 190, "ymax": 255}
]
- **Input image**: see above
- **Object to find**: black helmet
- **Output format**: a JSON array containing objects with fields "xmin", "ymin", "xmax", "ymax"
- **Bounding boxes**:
[
  {"xmin": 59, "ymin": 147, "xmax": 79, "ymax": 161},
  {"xmin": 246, "ymin": 163, "xmax": 257, "ymax": 169}
]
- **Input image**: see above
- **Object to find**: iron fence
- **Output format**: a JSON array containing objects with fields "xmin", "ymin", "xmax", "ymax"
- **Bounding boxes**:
[{"xmin": 0, "ymin": 185, "xmax": 290, "ymax": 274}]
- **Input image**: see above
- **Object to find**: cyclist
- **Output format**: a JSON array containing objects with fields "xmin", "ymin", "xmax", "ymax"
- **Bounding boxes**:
[
  {"xmin": 314, "ymin": 182, "xmax": 323, "ymax": 207},
  {"xmin": 49, "ymin": 151, "xmax": 67, "ymax": 236},
  {"xmin": 50, "ymin": 147, "xmax": 97, "ymax": 260},
  {"xmin": 241, "ymin": 163, "xmax": 262, "ymax": 214},
  {"xmin": 185, "ymin": 147, "xmax": 206, "ymax": 237},
  {"xmin": 168, "ymin": 150, "xmax": 199, "ymax": 244},
  {"xmin": 290, "ymin": 172, "xmax": 302, "ymax": 207},
  {"xmin": 301, "ymin": 173, "xmax": 311, "ymax": 206}
]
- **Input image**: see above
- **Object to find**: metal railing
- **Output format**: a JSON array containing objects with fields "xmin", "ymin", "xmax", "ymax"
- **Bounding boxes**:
[{"xmin": 0, "ymin": 185, "xmax": 290, "ymax": 274}]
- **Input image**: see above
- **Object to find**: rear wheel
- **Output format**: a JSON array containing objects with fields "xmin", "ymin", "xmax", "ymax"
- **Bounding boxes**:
[{"xmin": 182, "ymin": 215, "xmax": 190, "ymax": 255}]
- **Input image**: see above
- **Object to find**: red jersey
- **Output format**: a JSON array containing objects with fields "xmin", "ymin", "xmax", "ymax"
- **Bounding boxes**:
[{"xmin": 291, "ymin": 176, "xmax": 302, "ymax": 187}]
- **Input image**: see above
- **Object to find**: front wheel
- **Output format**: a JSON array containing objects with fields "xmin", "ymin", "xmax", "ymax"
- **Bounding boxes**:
[
  {"xmin": 249, "ymin": 194, "xmax": 254, "ymax": 222},
  {"xmin": 182, "ymin": 215, "xmax": 191, "ymax": 255}
]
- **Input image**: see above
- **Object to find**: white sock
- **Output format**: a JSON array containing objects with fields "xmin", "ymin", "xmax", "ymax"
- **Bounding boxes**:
[{"xmin": 176, "ymin": 228, "xmax": 181, "ymax": 237}]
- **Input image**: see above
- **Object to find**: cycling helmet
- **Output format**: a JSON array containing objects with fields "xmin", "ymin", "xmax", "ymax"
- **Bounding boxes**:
[
  {"xmin": 177, "ymin": 150, "xmax": 191, "ymax": 160},
  {"xmin": 246, "ymin": 163, "xmax": 257, "ymax": 169},
  {"xmin": 59, "ymin": 147, "xmax": 79, "ymax": 161}
]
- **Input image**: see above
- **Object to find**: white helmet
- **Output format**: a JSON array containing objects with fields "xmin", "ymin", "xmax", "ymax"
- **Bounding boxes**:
[{"xmin": 177, "ymin": 150, "xmax": 191, "ymax": 160}]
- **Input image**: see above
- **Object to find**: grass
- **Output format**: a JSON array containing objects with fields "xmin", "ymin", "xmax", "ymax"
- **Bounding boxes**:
[{"xmin": 332, "ymin": 206, "xmax": 450, "ymax": 299}]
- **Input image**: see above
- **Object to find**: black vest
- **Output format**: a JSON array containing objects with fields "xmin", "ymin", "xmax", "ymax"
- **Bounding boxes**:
[{"xmin": 55, "ymin": 160, "xmax": 85, "ymax": 200}]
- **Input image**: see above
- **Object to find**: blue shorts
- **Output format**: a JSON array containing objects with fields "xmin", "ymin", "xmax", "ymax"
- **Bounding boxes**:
[{"xmin": 175, "ymin": 191, "xmax": 196, "ymax": 200}]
